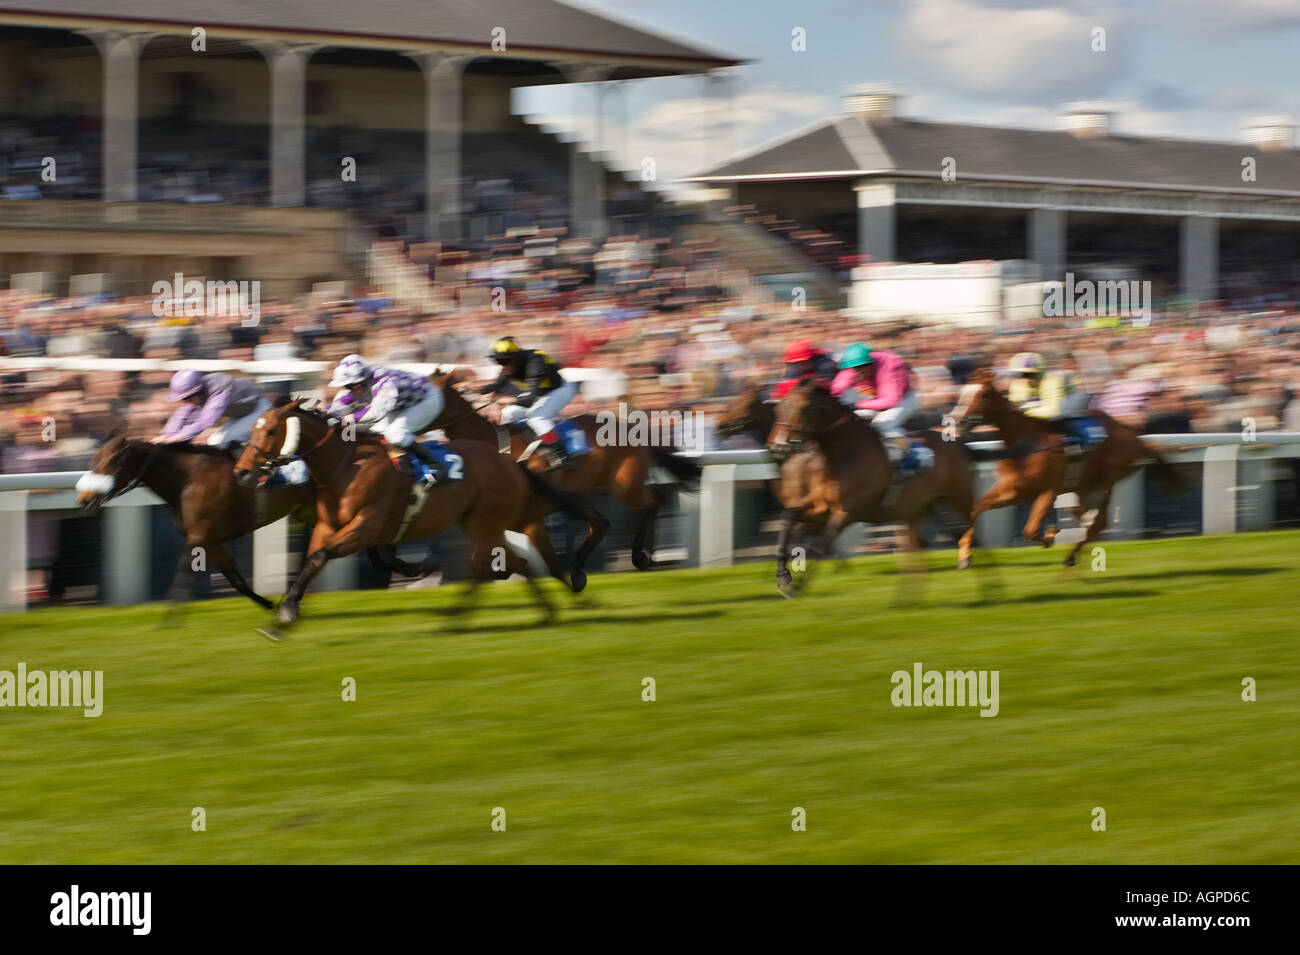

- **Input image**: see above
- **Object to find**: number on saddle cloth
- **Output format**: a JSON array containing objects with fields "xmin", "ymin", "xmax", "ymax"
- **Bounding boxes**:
[{"xmin": 391, "ymin": 441, "xmax": 465, "ymax": 483}]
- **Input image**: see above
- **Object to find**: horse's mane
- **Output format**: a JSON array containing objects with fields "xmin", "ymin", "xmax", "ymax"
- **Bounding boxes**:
[{"xmin": 120, "ymin": 438, "xmax": 231, "ymax": 458}]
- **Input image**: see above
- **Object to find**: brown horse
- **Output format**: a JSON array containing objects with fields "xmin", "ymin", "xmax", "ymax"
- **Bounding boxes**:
[
  {"xmin": 76, "ymin": 430, "xmax": 315, "ymax": 609},
  {"xmin": 432, "ymin": 371, "xmax": 700, "ymax": 577},
  {"xmin": 767, "ymin": 380, "xmax": 988, "ymax": 594},
  {"xmin": 233, "ymin": 400, "xmax": 600, "ymax": 627},
  {"xmin": 947, "ymin": 368, "xmax": 1181, "ymax": 567},
  {"xmin": 716, "ymin": 380, "xmax": 840, "ymax": 569}
]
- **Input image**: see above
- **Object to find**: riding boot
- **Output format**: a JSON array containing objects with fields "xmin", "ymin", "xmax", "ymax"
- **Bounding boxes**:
[
  {"xmin": 533, "ymin": 426, "xmax": 572, "ymax": 469},
  {"xmin": 405, "ymin": 440, "xmax": 447, "ymax": 484}
]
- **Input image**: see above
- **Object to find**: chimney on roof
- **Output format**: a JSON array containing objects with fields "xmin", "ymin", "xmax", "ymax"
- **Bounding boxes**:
[
  {"xmin": 1242, "ymin": 116, "xmax": 1295, "ymax": 150},
  {"xmin": 843, "ymin": 84, "xmax": 903, "ymax": 123},
  {"xmin": 1059, "ymin": 101, "xmax": 1115, "ymax": 138}
]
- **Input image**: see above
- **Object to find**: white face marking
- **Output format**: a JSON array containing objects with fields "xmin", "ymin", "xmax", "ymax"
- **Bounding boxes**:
[
  {"xmin": 280, "ymin": 415, "xmax": 301, "ymax": 457},
  {"xmin": 255, "ymin": 417, "xmax": 266, "ymax": 430},
  {"xmin": 76, "ymin": 472, "xmax": 115, "ymax": 495},
  {"xmin": 950, "ymin": 382, "xmax": 981, "ymax": 422}
]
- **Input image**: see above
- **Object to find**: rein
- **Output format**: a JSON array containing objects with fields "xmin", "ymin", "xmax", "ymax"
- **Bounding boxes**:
[{"xmin": 112, "ymin": 441, "xmax": 162, "ymax": 501}]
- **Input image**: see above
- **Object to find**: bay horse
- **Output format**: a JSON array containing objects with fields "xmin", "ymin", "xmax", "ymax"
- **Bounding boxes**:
[
  {"xmin": 233, "ymin": 400, "xmax": 601, "ymax": 627},
  {"xmin": 767, "ymin": 379, "xmax": 990, "ymax": 595},
  {"xmin": 946, "ymin": 368, "xmax": 1181, "ymax": 567},
  {"xmin": 432, "ymin": 371, "xmax": 701, "ymax": 575},
  {"xmin": 76, "ymin": 430, "xmax": 316, "ymax": 609},
  {"xmin": 716, "ymin": 380, "xmax": 840, "ymax": 572}
]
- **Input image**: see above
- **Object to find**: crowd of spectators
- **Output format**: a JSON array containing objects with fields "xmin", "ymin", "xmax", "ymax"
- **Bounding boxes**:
[{"xmin": 1, "ymin": 228, "xmax": 1299, "ymax": 477}]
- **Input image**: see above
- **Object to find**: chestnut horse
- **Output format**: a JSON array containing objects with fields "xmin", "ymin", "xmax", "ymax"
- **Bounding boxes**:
[
  {"xmin": 234, "ymin": 401, "xmax": 601, "ymax": 627},
  {"xmin": 716, "ymin": 380, "xmax": 840, "ymax": 572},
  {"xmin": 947, "ymin": 368, "xmax": 1181, "ymax": 567},
  {"xmin": 767, "ymin": 379, "xmax": 993, "ymax": 595},
  {"xmin": 432, "ymin": 371, "xmax": 700, "ymax": 575},
  {"xmin": 76, "ymin": 430, "xmax": 316, "ymax": 609}
]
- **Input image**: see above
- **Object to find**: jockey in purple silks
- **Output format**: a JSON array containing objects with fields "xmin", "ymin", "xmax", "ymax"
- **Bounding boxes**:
[
  {"xmin": 325, "ymin": 354, "xmax": 448, "ymax": 484},
  {"xmin": 154, "ymin": 370, "xmax": 271, "ymax": 452}
]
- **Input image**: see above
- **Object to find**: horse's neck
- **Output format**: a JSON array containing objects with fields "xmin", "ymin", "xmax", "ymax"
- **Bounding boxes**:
[
  {"xmin": 295, "ymin": 416, "xmax": 348, "ymax": 480},
  {"xmin": 817, "ymin": 410, "xmax": 880, "ymax": 463},
  {"xmin": 444, "ymin": 404, "xmax": 498, "ymax": 444},
  {"xmin": 988, "ymin": 397, "xmax": 1044, "ymax": 441},
  {"xmin": 127, "ymin": 444, "xmax": 189, "ymax": 508}
]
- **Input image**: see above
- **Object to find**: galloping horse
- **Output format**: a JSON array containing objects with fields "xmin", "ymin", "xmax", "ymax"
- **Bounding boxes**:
[
  {"xmin": 234, "ymin": 400, "xmax": 601, "ymax": 626},
  {"xmin": 767, "ymin": 380, "xmax": 989, "ymax": 594},
  {"xmin": 716, "ymin": 380, "xmax": 840, "ymax": 565},
  {"xmin": 947, "ymin": 368, "xmax": 1181, "ymax": 567},
  {"xmin": 432, "ymin": 371, "xmax": 701, "ymax": 575},
  {"xmin": 76, "ymin": 430, "xmax": 316, "ymax": 609}
]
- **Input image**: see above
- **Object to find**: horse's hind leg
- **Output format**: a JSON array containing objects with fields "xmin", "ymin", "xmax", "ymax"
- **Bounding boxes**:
[
  {"xmin": 630, "ymin": 503, "xmax": 659, "ymax": 571},
  {"xmin": 775, "ymin": 507, "xmax": 801, "ymax": 595},
  {"xmin": 1065, "ymin": 486, "xmax": 1112, "ymax": 567},
  {"xmin": 1023, "ymin": 489, "xmax": 1059, "ymax": 547}
]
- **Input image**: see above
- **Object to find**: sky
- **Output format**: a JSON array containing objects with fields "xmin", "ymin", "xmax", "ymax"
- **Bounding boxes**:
[{"xmin": 515, "ymin": 0, "xmax": 1300, "ymax": 193}]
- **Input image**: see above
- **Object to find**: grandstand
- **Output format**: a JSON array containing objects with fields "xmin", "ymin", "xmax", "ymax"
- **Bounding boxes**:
[
  {"xmin": 0, "ymin": 0, "xmax": 740, "ymax": 296},
  {"xmin": 684, "ymin": 86, "xmax": 1300, "ymax": 313}
]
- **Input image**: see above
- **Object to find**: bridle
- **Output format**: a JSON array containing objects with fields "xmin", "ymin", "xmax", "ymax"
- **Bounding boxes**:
[
  {"xmin": 105, "ymin": 440, "xmax": 161, "ymax": 503},
  {"xmin": 243, "ymin": 409, "xmax": 352, "ymax": 488}
]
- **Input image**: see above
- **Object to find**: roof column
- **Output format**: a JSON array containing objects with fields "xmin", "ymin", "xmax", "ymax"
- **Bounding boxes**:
[
  {"xmin": 556, "ymin": 62, "xmax": 617, "ymax": 242},
  {"xmin": 255, "ymin": 42, "xmax": 319, "ymax": 208},
  {"xmin": 1180, "ymin": 215, "xmax": 1219, "ymax": 303},
  {"xmin": 855, "ymin": 181, "xmax": 895, "ymax": 264},
  {"xmin": 406, "ymin": 51, "xmax": 472, "ymax": 242},
  {"xmin": 82, "ymin": 30, "xmax": 152, "ymax": 203},
  {"xmin": 1028, "ymin": 207, "xmax": 1066, "ymax": 281}
]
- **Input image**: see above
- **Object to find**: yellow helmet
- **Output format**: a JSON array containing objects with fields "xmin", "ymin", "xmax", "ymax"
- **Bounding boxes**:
[
  {"xmin": 489, "ymin": 337, "xmax": 521, "ymax": 362},
  {"xmin": 1009, "ymin": 352, "xmax": 1045, "ymax": 375}
]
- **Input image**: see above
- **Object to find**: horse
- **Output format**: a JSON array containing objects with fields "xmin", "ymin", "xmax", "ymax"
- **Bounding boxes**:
[
  {"xmin": 76, "ymin": 430, "xmax": 316, "ymax": 610},
  {"xmin": 432, "ymin": 371, "xmax": 701, "ymax": 575},
  {"xmin": 767, "ymin": 379, "xmax": 989, "ymax": 595},
  {"xmin": 233, "ymin": 400, "xmax": 602, "ymax": 627},
  {"xmin": 716, "ymin": 380, "xmax": 841, "ymax": 571},
  {"xmin": 946, "ymin": 368, "xmax": 1182, "ymax": 567}
]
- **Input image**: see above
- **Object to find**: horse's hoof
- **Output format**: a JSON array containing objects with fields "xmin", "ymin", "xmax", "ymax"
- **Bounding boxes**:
[
  {"xmin": 631, "ymin": 549, "xmax": 652, "ymax": 571},
  {"xmin": 570, "ymin": 569, "xmax": 587, "ymax": 594},
  {"xmin": 275, "ymin": 604, "xmax": 298, "ymax": 625},
  {"xmin": 1042, "ymin": 526, "xmax": 1058, "ymax": 547},
  {"xmin": 778, "ymin": 581, "xmax": 799, "ymax": 599},
  {"xmin": 1063, "ymin": 554, "xmax": 1077, "ymax": 568},
  {"xmin": 957, "ymin": 557, "xmax": 972, "ymax": 570},
  {"xmin": 254, "ymin": 596, "xmax": 275, "ymax": 610}
]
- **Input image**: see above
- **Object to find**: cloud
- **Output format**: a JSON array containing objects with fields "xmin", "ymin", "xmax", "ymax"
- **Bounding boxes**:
[
  {"xmin": 895, "ymin": 0, "xmax": 1124, "ymax": 101},
  {"xmin": 1158, "ymin": 0, "xmax": 1300, "ymax": 30},
  {"xmin": 522, "ymin": 83, "xmax": 835, "ymax": 196}
]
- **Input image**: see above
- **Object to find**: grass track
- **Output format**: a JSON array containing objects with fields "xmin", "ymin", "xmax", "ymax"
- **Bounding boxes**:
[{"xmin": 1, "ymin": 531, "xmax": 1297, "ymax": 863}]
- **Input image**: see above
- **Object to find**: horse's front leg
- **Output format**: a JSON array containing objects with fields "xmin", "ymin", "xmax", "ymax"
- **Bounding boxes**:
[{"xmin": 277, "ymin": 516, "xmax": 372, "ymax": 625}]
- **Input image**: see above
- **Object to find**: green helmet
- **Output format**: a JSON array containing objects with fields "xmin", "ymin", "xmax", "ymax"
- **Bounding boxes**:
[{"xmin": 839, "ymin": 342, "xmax": 874, "ymax": 369}]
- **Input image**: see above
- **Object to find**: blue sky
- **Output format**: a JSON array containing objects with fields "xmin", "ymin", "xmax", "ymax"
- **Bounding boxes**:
[{"xmin": 516, "ymin": 0, "xmax": 1300, "ymax": 190}]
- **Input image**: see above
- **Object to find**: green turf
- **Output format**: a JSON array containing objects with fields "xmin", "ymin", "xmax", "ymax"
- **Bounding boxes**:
[{"xmin": 1, "ymin": 531, "xmax": 1297, "ymax": 864}]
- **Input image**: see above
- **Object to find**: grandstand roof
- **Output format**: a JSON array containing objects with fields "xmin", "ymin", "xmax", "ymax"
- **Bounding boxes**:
[
  {"xmin": 0, "ymin": 0, "xmax": 741, "ymax": 75},
  {"xmin": 685, "ymin": 114, "xmax": 1300, "ymax": 198}
]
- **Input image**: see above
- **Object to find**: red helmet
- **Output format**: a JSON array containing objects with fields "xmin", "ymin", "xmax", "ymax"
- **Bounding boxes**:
[{"xmin": 783, "ymin": 339, "xmax": 817, "ymax": 363}]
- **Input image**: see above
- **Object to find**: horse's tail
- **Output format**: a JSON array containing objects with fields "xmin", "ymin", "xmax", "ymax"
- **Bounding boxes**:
[
  {"xmin": 651, "ymin": 447, "xmax": 702, "ymax": 492},
  {"xmin": 1142, "ymin": 443, "xmax": 1184, "ymax": 495},
  {"xmin": 520, "ymin": 466, "xmax": 609, "ymax": 528}
]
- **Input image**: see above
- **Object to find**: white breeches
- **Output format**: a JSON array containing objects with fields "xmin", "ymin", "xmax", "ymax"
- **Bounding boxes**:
[
  {"xmin": 862, "ymin": 391, "xmax": 918, "ymax": 439},
  {"xmin": 500, "ymin": 381, "xmax": 578, "ymax": 435},
  {"xmin": 371, "ymin": 390, "xmax": 445, "ymax": 447},
  {"xmin": 207, "ymin": 397, "xmax": 271, "ymax": 446}
]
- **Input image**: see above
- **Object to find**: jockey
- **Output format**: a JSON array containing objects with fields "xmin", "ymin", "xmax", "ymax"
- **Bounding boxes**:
[
  {"xmin": 1007, "ymin": 352, "xmax": 1090, "ymax": 447},
  {"xmin": 830, "ymin": 342, "xmax": 922, "ymax": 465},
  {"xmin": 325, "ymin": 354, "xmax": 447, "ymax": 484},
  {"xmin": 478, "ymin": 336, "xmax": 578, "ymax": 467},
  {"xmin": 153, "ymin": 369, "xmax": 270, "ymax": 452},
  {"xmin": 771, "ymin": 339, "xmax": 838, "ymax": 400}
]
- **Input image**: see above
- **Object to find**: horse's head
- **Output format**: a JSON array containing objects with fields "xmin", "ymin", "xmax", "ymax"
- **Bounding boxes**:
[
  {"xmin": 948, "ymin": 366, "xmax": 999, "ymax": 429},
  {"xmin": 75, "ymin": 429, "xmax": 134, "ymax": 512},
  {"xmin": 716, "ymin": 379, "xmax": 772, "ymax": 440},
  {"xmin": 768, "ymin": 379, "xmax": 838, "ymax": 459},
  {"xmin": 234, "ymin": 399, "xmax": 318, "ymax": 488}
]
